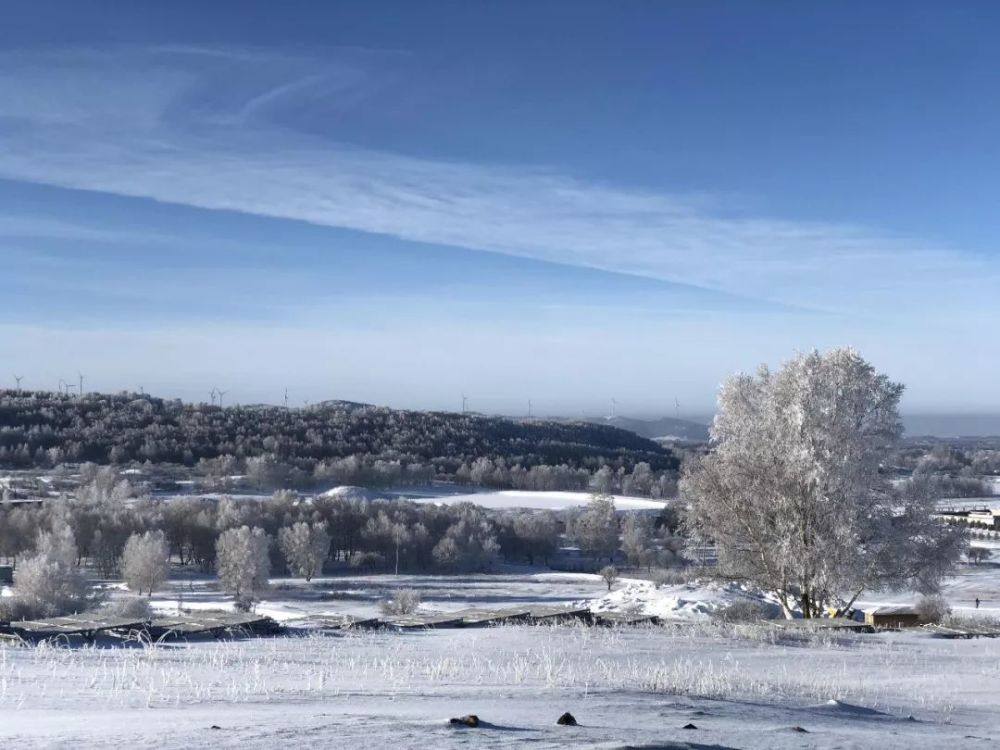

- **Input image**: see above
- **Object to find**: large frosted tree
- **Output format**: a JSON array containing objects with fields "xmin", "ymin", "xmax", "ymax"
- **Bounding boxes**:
[
  {"xmin": 682, "ymin": 348, "xmax": 965, "ymax": 618},
  {"xmin": 122, "ymin": 530, "xmax": 169, "ymax": 596},
  {"xmin": 216, "ymin": 526, "xmax": 271, "ymax": 608},
  {"xmin": 278, "ymin": 522, "xmax": 330, "ymax": 581}
]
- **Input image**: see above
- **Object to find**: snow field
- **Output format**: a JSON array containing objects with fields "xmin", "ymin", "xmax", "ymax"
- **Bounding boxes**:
[{"xmin": 3, "ymin": 623, "xmax": 999, "ymax": 748}]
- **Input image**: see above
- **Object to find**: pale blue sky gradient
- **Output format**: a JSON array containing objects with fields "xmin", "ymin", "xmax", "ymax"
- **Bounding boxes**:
[{"xmin": 1, "ymin": 2, "xmax": 999, "ymax": 415}]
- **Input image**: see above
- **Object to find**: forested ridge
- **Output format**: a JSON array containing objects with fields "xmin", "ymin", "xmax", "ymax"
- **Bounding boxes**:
[{"xmin": 0, "ymin": 390, "xmax": 676, "ymax": 475}]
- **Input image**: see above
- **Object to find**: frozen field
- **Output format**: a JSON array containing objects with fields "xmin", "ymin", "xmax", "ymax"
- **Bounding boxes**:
[
  {"xmin": 3, "ymin": 623, "xmax": 1000, "ymax": 749},
  {"xmin": 136, "ymin": 571, "xmax": 614, "ymax": 622},
  {"xmin": 404, "ymin": 489, "xmax": 668, "ymax": 511}
]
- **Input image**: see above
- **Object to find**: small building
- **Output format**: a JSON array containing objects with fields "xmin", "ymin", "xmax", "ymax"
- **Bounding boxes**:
[
  {"xmin": 863, "ymin": 605, "xmax": 922, "ymax": 628},
  {"xmin": 0, "ymin": 565, "xmax": 12, "ymax": 585}
]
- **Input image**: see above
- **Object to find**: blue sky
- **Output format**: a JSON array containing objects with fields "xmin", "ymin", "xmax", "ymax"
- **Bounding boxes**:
[{"xmin": 2, "ymin": 1, "xmax": 999, "ymax": 415}]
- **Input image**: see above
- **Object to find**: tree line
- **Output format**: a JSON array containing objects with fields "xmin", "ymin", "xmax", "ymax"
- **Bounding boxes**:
[{"xmin": 0, "ymin": 465, "xmax": 683, "ymax": 619}]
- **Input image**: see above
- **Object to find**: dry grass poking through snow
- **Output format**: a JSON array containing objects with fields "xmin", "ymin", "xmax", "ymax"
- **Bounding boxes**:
[{"xmin": 2, "ymin": 623, "xmax": 999, "ymax": 720}]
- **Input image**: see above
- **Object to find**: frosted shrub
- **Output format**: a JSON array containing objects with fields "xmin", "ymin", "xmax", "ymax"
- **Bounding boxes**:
[
  {"xmin": 380, "ymin": 589, "xmax": 421, "ymax": 616},
  {"xmin": 9, "ymin": 526, "xmax": 94, "ymax": 619},
  {"xmin": 915, "ymin": 594, "xmax": 951, "ymax": 623},
  {"xmin": 102, "ymin": 596, "xmax": 153, "ymax": 620}
]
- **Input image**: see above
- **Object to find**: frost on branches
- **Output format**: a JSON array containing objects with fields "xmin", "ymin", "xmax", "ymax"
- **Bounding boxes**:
[
  {"xmin": 682, "ymin": 348, "xmax": 966, "ymax": 619},
  {"xmin": 216, "ymin": 526, "xmax": 271, "ymax": 610}
]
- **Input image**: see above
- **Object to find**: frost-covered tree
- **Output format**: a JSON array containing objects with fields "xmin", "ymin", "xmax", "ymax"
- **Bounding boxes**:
[
  {"xmin": 122, "ymin": 530, "xmax": 169, "ymax": 596},
  {"xmin": 216, "ymin": 526, "xmax": 271, "ymax": 608},
  {"xmin": 621, "ymin": 513, "xmax": 653, "ymax": 568},
  {"xmin": 278, "ymin": 522, "xmax": 330, "ymax": 581},
  {"xmin": 599, "ymin": 564, "xmax": 619, "ymax": 591},
  {"xmin": 682, "ymin": 348, "xmax": 966, "ymax": 618},
  {"xmin": 572, "ymin": 494, "xmax": 619, "ymax": 562},
  {"xmin": 10, "ymin": 524, "xmax": 92, "ymax": 618},
  {"xmin": 432, "ymin": 506, "xmax": 499, "ymax": 572}
]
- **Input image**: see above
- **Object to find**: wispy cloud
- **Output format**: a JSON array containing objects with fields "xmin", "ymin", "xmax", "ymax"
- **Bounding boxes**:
[{"xmin": 0, "ymin": 45, "xmax": 995, "ymax": 315}]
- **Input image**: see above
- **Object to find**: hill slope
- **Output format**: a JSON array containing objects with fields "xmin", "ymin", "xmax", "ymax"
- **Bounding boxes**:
[{"xmin": 0, "ymin": 390, "xmax": 676, "ymax": 473}]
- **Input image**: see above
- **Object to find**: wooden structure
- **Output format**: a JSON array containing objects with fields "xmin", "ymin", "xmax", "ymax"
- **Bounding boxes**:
[
  {"xmin": 9, "ymin": 614, "xmax": 147, "ymax": 641},
  {"xmin": 924, "ymin": 623, "xmax": 1000, "ymax": 639},
  {"xmin": 863, "ymin": 605, "xmax": 922, "ymax": 628},
  {"xmin": 458, "ymin": 608, "xmax": 533, "ymax": 627},
  {"xmin": 527, "ymin": 605, "xmax": 593, "ymax": 624},
  {"xmin": 382, "ymin": 613, "xmax": 466, "ymax": 630},
  {"xmin": 147, "ymin": 612, "xmax": 280, "ymax": 639},
  {"xmin": 287, "ymin": 614, "xmax": 381, "ymax": 631},
  {"xmin": 770, "ymin": 618, "xmax": 873, "ymax": 633},
  {"xmin": 592, "ymin": 611, "xmax": 661, "ymax": 627}
]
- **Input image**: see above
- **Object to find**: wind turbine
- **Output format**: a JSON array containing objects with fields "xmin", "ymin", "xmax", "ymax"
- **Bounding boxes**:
[
  {"xmin": 610, "ymin": 397, "xmax": 617, "ymax": 418},
  {"xmin": 527, "ymin": 398, "xmax": 533, "ymax": 418},
  {"xmin": 78, "ymin": 371, "xmax": 84, "ymax": 397},
  {"xmin": 217, "ymin": 389, "xmax": 227, "ymax": 408},
  {"xmin": 461, "ymin": 393, "xmax": 468, "ymax": 414},
  {"xmin": 209, "ymin": 387, "xmax": 218, "ymax": 406},
  {"xmin": 674, "ymin": 397, "xmax": 680, "ymax": 420},
  {"xmin": 13, "ymin": 375, "xmax": 23, "ymax": 392},
  {"xmin": 283, "ymin": 388, "xmax": 289, "ymax": 409}
]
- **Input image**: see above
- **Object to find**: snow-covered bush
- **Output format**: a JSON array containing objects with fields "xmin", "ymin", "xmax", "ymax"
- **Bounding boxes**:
[
  {"xmin": 380, "ymin": 589, "xmax": 421, "ymax": 616},
  {"xmin": 8, "ymin": 525, "xmax": 95, "ymax": 619},
  {"xmin": 102, "ymin": 596, "xmax": 153, "ymax": 620},
  {"xmin": 915, "ymin": 594, "xmax": 951, "ymax": 623}
]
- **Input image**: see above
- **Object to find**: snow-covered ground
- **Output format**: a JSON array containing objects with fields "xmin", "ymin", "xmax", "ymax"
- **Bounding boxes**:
[
  {"xmin": 585, "ymin": 578, "xmax": 783, "ymax": 620},
  {"xmin": 406, "ymin": 490, "xmax": 667, "ymax": 511},
  {"xmin": 145, "ymin": 571, "xmax": 617, "ymax": 622},
  {"xmin": 4, "ymin": 624, "xmax": 1000, "ymax": 748}
]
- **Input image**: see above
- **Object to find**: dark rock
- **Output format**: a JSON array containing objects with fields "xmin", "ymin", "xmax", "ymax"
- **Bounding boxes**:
[
  {"xmin": 210, "ymin": 725, "xmax": 221, "ymax": 730},
  {"xmin": 556, "ymin": 712, "xmax": 577, "ymax": 726},
  {"xmin": 449, "ymin": 715, "xmax": 480, "ymax": 728},
  {"xmin": 790, "ymin": 726, "xmax": 809, "ymax": 733},
  {"xmin": 682, "ymin": 723, "xmax": 698, "ymax": 729}
]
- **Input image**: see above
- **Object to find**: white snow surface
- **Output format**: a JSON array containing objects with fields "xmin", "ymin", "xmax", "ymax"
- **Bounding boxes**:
[
  {"xmin": 407, "ymin": 490, "xmax": 667, "ymax": 511},
  {"xmin": 585, "ymin": 577, "xmax": 783, "ymax": 620},
  {"xmin": 4, "ymin": 625, "xmax": 1000, "ymax": 749}
]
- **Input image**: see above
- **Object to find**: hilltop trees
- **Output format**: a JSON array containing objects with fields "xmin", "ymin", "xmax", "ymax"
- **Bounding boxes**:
[
  {"xmin": 0, "ymin": 390, "xmax": 677, "ymax": 486},
  {"xmin": 682, "ymin": 348, "xmax": 966, "ymax": 618}
]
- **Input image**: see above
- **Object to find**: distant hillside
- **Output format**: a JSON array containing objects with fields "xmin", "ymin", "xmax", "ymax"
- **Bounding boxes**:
[
  {"xmin": 902, "ymin": 414, "xmax": 1000, "ymax": 438},
  {"xmin": 0, "ymin": 390, "xmax": 676, "ymax": 473},
  {"xmin": 586, "ymin": 415, "xmax": 710, "ymax": 442}
]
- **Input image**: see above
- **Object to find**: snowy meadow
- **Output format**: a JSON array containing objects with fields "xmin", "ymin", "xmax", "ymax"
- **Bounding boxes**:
[{"xmin": 3, "ymin": 623, "xmax": 1000, "ymax": 749}]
